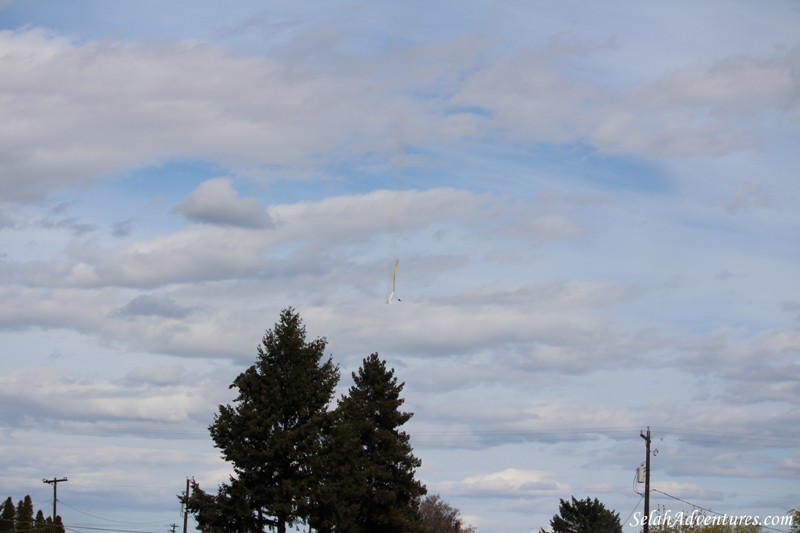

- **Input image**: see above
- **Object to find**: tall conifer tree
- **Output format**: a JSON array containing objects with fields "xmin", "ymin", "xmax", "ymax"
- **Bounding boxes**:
[
  {"xmin": 333, "ymin": 353, "xmax": 426, "ymax": 533},
  {"xmin": 0, "ymin": 497, "xmax": 62, "ymax": 533},
  {"xmin": 15, "ymin": 495, "xmax": 33, "ymax": 533},
  {"xmin": 0, "ymin": 498, "xmax": 14, "ymax": 533},
  {"xmin": 187, "ymin": 308, "xmax": 339, "ymax": 533},
  {"xmin": 34, "ymin": 510, "xmax": 46, "ymax": 533},
  {"xmin": 50, "ymin": 515, "xmax": 66, "ymax": 533}
]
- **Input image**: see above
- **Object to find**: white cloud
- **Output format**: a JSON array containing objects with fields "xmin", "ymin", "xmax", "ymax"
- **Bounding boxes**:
[
  {"xmin": 0, "ymin": 366, "xmax": 217, "ymax": 426},
  {"xmin": 174, "ymin": 178, "xmax": 273, "ymax": 228},
  {"xmin": 5, "ymin": 188, "xmax": 493, "ymax": 289},
  {"xmin": 629, "ymin": 48, "xmax": 800, "ymax": 117},
  {"xmin": 0, "ymin": 28, "xmax": 422, "ymax": 202},
  {"xmin": 436, "ymin": 468, "xmax": 568, "ymax": 499},
  {"xmin": 268, "ymin": 187, "xmax": 489, "ymax": 243},
  {"xmin": 3, "ymin": 27, "xmax": 795, "ymax": 208},
  {"xmin": 593, "ymin": 47, "xmax": 800, "ymax": 156},
  {"xmin": 453, "ymin": 43, "xmax": 800, "ymax": 157},
  {"xmin": 680, "ymin": 326, "xmax": 800, "ymax": 385}
]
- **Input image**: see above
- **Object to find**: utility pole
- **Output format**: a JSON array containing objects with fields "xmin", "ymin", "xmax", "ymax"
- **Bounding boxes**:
[
  {"xmin": 639, "ymin": 428, "xmax": 651, "ymax": 533},
  {"xmin": 182, "ymin": 478, "xmax": 190, "ymax": 533},
  {"xmin": 42, "ymin": 477, "xmax": 68, "ymax": 522},
  {"xmin": 169, "ymin": 524, "xmax": 177, "ymax": 533}
]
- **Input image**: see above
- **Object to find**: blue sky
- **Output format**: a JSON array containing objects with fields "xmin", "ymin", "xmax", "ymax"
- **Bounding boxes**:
[{"xmin": 1, "ymin": 1, "xmax": 799, "ymax": 532}]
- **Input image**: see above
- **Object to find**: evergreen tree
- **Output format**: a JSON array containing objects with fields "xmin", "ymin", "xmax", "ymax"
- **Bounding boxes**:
[
  {"xmin": 540, "ymin": 496, "xmax": 622, "ymax": 533},
  {"xmin": 187, "ymin": 477, "xmax": 261, "ymax": 533},
  {"xmin": 186, "ymin": 308, "xmax": 339, "ymax": 533},
  {"xmin": 15, "ymin": 496, "xmax": 33, "ymax": 533},
  {"xmin": 52, "ymin": 515, "xmax": 65, "ymax": 533},
  {"xmin": 307, "ymin": 405, "xmax": 362, "ymax": 533},
  {"xmin": 0, "ymin": 498, "xmax": 14, "ymax": 533},
  {"xmin": 34, "ymin": 511, "xmax": 46, "ymax": 533},
  {"xmin": 331, "ymin": 353, "xmax": 426, "ymax": 533},
  {"xmin": 0, "ymin": 497, "xmax": 61, "ymax": 533},
  {"xmin": 789, "ymin": 508, "xmax": 800, "ymax": 533}
]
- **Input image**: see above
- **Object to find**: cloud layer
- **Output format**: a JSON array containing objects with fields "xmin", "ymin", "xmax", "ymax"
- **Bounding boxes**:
[{"xmin": 1, "ymin": 2, "xmax": 798, "ymax": 532}]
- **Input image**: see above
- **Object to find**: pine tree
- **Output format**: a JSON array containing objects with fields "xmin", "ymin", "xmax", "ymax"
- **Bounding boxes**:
[
  {"xmin": 790, "ymin": 508, "xmax": 800, "ymax": 533},
  {"xmin": 540, "ymin": 496, "xmax": 622, "ymax": 533},
  {"xmin": 307, "ymin": 404, "xmax": 363, "ymax": 533},
  {"xmin": 34, "ymin": 511, "xmax": 47, "ymax": 533},
  {"xmin": 187, "ymin": 308, "xmax": 340, "ymax": 533},
  {"xmin": 0, "ymin": 497, "xmax": 61, "ymax": 533},
  {"xmin": 333, "ymin": 353, "xmax": 427, "ymax": 533},
  {"xmin": 15, "ymin": 495, "xmax": 33, "ymax": 533},
  {"xmin": 0, "ymin": 498, "xmax": 14, "ymax": 533}
]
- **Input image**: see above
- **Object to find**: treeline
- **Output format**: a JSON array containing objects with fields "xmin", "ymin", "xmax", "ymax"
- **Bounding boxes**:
[
  {"xmin": 0, "ymin": 496, "xmax": 65, "ymax": 533},
  {"xmin": 184, "ymin": 308, "xmax": 475, "ymax": 533}
]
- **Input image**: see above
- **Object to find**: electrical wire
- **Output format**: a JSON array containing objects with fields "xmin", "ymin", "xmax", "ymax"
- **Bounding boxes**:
[
  {"xmin": 58, "ymin": 499, "xmax": 180, "ymax": 526},
  {"xmin": 651, "ymin": 488, "xmax": 794, "ymax": 533},
  {"xmin": 623, "ymin": 493, "xmax": 644, "ymax": 528},
  {"xmin": 65, "ymin": 526, "xmax": 165, "ymax": 533},
  {"xmin": 3, "ymin": 422, "xmax": 207, "ymax": 440},
  {"xmin": 4, "ymin": 422, "xmax": 798, "ymax": 448}
]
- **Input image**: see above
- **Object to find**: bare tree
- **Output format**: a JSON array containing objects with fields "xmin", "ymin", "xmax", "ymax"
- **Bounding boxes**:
[{"xmin": 418, "ymin": 494, "xmax": 476, "ymax": 533}]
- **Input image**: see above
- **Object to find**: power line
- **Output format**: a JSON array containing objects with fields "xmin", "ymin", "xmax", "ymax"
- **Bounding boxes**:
[
  {"xmin": 65, "ymin": 526, "xmax": 164, "ymax": 533},
  {"xmin": 623, "ymin": 493, "xmax": 644, "ymax": 527},
  {"xmin": 4, "ymin": 421, "xmax": 798, "ymax": 448},
  {"xmin": 4, "ymin": 422, "xmax": 207, "ymax": 440},
  {"xmin": 651, "ymin": 488, "xmax": 794, "ymax": 533},
  {"xmin": 57, "ymin": 499, "xmax": 180, "ymax": 526}
]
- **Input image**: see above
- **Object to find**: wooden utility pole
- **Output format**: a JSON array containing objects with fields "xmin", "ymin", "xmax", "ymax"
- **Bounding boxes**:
[
  {"xmin": 182, "ymin": 478, "xmax": 190, "ymax": 533},
  {"xmin": 42, "ymin": 477, "xmax": 68, "ymax": 522},
  {"xmin": 640, "ymin": 428, "xmax": 651, "ymax": 533}
]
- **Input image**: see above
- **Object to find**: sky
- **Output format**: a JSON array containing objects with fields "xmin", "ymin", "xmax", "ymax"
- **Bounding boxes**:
[{"xmin": 0, "ymin": 1, "xmax": 799, "ymax": 532}]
